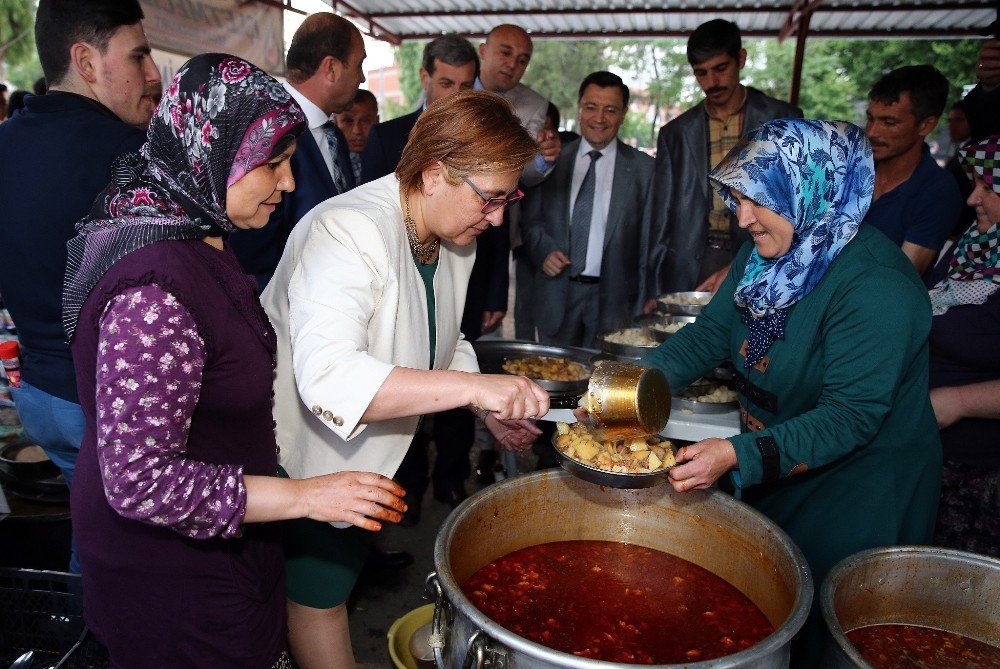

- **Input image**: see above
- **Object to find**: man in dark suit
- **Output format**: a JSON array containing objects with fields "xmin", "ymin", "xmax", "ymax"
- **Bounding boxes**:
[
  {"xmin": 522, "ymin": 71, "xmax": 655, "ymax": 348},
  {"xmin": 648, "ymin": 19, "xmax": 802, "ymax": 302},
  {"xmin": 360, "ymin": 35, "xmax": 477, "ymax": 184},
  {"xmin": 231, "ymin": 12, "xmax": 365, "ymax": 292},
  {"xmin": 333, "ymin": 88, "xmax": 379, "ymax": 185}
]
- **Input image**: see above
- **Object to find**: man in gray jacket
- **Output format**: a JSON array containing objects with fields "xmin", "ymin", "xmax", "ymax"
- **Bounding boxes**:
[{"xmin": 648, "ymin": 19, "xmax": 802, "ymax": 300}]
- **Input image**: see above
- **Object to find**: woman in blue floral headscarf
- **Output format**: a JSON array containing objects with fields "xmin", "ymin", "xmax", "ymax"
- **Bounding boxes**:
[
  {"xmin": 643, "ymin": 118, "xmax": 942, "ymax": 661},
  {"xmin": 63, "ymin": 54, "xmax": 405, "ymax": 668}
]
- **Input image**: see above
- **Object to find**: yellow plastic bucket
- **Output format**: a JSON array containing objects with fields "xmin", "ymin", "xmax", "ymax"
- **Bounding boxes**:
[{"xmin": 387, "ymin": 603, "xmax": 434, "ymax": 669}]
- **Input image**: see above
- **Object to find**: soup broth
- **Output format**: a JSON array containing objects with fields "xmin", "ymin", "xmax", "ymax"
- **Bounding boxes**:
[
  {"xmin": 462, "ymin": 539, "xmax": 773, "ymax": 664},
  {"xmin": 846, "ymin": 623, "xmax": 1000, "ymax": 669}
]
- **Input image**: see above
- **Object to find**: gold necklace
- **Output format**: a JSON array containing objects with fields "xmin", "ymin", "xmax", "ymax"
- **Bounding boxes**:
[{"xmin": 403, "ymin": 191, "xmax": 439, "ymax": 264}]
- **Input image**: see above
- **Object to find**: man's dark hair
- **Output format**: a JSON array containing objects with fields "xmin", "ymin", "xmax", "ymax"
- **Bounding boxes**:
[
  {"xmin": 687, "ymin": 19, "xmax": 742, "ymax": 65},
  {"xmin": 6, "ymin": 90, "xmax": 29, "ymax": 118},
  {"xmin": 285, "ymin": 13, "xmax": 359, "ymax": 84},
  {"xmin": 33, "ymin": 77, "xmax": 47, "ymax": 95},
  {"xmin": 868, "ymin": 65, "xmax": 949, "ymax": 123},
  {"xmin": 422, "ymin": 34, "xmax": 479, "ymax": 79},
  {"xmin": 578, "ymin": 71, "xmax": 630, "ymax": 108},
  {"xmin": 545, "ymin": 102, "xmax": 560, "ymax": 130},
  {"xmin": 352, "ymin": 88, "xmax": 378, "ymax": 108},
  {"xmin": 34, "ymin": 0, "xmax": 144, "ymax": 86},
  {"xmin": 950, "ymin": 99, "xmax": 966, "ymax": 113}
]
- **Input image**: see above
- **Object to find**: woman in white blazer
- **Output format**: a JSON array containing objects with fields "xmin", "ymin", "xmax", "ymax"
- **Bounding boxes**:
[{"xmin": 261, "ymin": 91, "xmax": 548, "ymax": 669}]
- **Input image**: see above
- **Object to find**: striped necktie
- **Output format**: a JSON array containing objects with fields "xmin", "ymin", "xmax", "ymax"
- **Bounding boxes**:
[
  {"xmin": 321, "ymin": 121, "xmax": 350, "ymax": 194},
  {"xmin": 570, "ymin": 150, "xmax": 602, "ymax": 277}
]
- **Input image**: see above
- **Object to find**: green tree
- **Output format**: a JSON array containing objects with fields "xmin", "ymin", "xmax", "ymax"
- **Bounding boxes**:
[
  {"xmin": 521, "ymin": 39, "xmax": 610, "ymax": 127},
  {"xmin": 393, "ymin": 41, "xmax": 424, "ymax": 113},
  {"xmin": 0, "ymin": 0, "xmax": 40, "ymax": 89}
]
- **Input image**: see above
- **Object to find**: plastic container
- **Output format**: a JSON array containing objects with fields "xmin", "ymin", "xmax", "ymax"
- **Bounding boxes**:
[
  {"xmin": 0, "ymin": 340, "xmax": 21, "ymax": 389},
  {"xmin": 0, "ymin": 567, "xmax": 109, "ymax": 668},
  {"xmin": 388, "ymin": 603, "xmax": 435, "ymax": 669}
]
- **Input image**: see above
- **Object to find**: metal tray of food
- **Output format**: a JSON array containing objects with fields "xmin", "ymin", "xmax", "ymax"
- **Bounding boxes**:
[
  {"xmin": 656, "ymin": 291, "xmax": 713, "ymax": 316},
  {"xmin": 552, "ymin": 428, "xmax": 676, "ymax": 489},
  {"xmin": 472, "ymin": 339, "xmax": 593, "ymax": 394},
  {"xmin": 648, "ymin": 315, "xmax": 697, "ymax": 340},
  {"xmin": 599, "ymin": 327, "xmax": 662, "ymax": 358},
  {"xmin": 672, "ymin": 380, "xmax": 739, "ymax": 414}
]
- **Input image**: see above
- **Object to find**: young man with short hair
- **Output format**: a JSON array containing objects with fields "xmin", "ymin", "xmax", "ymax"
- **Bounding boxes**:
[
  {"xmin": 648, "ymin": 19, "xmax": 802, "ymax": 300},
  {"xmin": 0, "ymin": 0, "xmax": 160, "ymax": 572},
  {"xmin": 864, "ymin": 65, "xmax": 961, "ymax": 274}
]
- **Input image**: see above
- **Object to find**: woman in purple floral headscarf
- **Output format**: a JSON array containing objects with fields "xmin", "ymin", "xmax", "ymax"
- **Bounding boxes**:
[{"xmin": 63, "ymin": 54, "xmax": 406, "ymax": 669}]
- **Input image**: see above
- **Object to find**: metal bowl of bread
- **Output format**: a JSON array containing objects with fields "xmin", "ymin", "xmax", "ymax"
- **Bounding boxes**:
[
  {"xmin": 599, "ymin": 327, "xmax": 662, "ymax": 359},
  {"xmin": 656, "ymin": 291, "xmax": 712, "ymax": 316},
  {"xmin": 673, "ymin": 378, "xmax": 739, "ymax": 414}
]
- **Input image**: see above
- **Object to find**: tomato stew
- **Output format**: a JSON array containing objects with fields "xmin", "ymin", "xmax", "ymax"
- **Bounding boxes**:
[
  {"xmin": 461, "ymin": 540, "xmax": 773, "ymax": 664},
  {"xmin": 846, "ymin": 623, "xmax": 1000, "ymax": 669}
]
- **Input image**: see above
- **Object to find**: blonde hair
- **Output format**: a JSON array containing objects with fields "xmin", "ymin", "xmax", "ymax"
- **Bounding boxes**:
[{"xmin": 396, "ymin": 90, "xmax": 538, "ymax": 193}]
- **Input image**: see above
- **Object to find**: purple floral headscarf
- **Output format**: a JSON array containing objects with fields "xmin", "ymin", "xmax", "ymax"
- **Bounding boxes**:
[{"xmin": 63, "ymin": 53, "xmax": 306, "ymax": 339}]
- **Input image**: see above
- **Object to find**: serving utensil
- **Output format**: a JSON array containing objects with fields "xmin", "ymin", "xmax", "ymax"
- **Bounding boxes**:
[{"xmin": 8, "ymin": 651, "xmax": 33, "ymax": 669}]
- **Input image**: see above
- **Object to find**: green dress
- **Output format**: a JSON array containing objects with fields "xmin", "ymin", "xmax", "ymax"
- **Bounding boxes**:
[{"xmin": 644, "ymin": 225, "xmax": 942, "ymax": 590}]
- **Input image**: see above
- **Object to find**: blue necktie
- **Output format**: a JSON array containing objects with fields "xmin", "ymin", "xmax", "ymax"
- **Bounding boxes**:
[
  {"xmin": 570, "ymin": 150, "xmax": 602, "ymax": 277},
  {"xmin": 321, "ymin": 121, "xmax": 350, "ymax": 194}
]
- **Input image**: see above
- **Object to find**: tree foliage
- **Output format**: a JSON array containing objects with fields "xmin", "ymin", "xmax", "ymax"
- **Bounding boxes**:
[
  {"xmin": 386, "ymin": 35, "xmax": 985, "ymax": 148},
  {"xmin": 0, "ymin": 0, "xmax": 40, "ymax": 89}
]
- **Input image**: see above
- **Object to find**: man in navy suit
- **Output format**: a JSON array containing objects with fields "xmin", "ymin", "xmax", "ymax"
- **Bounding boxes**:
[
  {"xmin": 360, "ymin": 35, "xmax": 478, "ymax": 184},
  {"xmin": 231, "ymin": 12, "xmax": 366, "ymax": 292}
]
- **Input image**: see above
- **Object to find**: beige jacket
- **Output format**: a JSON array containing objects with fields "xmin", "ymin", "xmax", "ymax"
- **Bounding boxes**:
[{"xmin": 261, "ymin": 175, "xmax": 479, "ymax": 487}]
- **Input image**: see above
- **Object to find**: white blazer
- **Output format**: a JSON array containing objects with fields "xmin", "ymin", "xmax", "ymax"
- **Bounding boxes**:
[{"xmin": 261, "ymin": 174, "xmax": 479, "ymax": 488}]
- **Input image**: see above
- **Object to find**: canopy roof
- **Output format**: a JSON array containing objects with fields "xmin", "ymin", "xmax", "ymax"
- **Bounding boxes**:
[{"xmin": 315, "ymin": 0, "xmax": 996, "ymax": 45}]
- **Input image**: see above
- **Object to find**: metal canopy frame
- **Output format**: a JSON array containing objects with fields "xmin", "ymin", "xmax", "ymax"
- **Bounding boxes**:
[
  {"xmin": 319, "ymin": 1, "xmax": 995, "ymax": 45},
  {"xmin": 268, "ymin": 0, "xmax": 996, "ymax": 105}
]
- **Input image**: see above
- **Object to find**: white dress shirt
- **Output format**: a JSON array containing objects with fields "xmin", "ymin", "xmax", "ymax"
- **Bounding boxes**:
[
  {"xmin": 570, "ymin": 138, "xmax": 617, "ymax": 277},
  {"xmin": 283, "ymin": 81, "xmax": 337, "ymax": 179}
]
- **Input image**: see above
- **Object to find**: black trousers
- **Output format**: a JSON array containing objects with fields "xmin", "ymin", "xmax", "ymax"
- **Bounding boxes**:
[{"xmin": 394, "ymin": 407, "xmax": 474, "ymax": 498}]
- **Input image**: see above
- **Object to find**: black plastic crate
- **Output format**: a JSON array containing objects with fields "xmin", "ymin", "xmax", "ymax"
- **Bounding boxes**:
[{"xmin": 0, "ymin": 568, "xmax": 108, "ymax": 668}]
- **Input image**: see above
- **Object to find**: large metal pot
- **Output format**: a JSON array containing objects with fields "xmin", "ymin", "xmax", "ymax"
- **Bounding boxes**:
[
  {"xmin": 820, "ymin": 546, "xmax": 1000, "ymax": 668},
  {"xmin": 428, "ymin": 470, "xmax": 812, "ymax": 668}
]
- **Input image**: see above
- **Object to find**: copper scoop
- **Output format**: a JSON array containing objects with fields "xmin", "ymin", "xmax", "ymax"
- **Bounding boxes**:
[{"xmin": 578, "ymin": 360, "xmax": 671, "ymax": 439}]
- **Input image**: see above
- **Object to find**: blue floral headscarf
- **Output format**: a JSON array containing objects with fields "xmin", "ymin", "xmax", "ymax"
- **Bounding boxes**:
[
  {"xmin": 709, "ymin": 119, "xmax": 874, "ymax": 368},
  {"xmin": 63, "ymin": 53, "xmax": 306, "ymax": 339}
]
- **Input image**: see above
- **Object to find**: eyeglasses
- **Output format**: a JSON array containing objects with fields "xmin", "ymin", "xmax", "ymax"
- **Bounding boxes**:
[{"xmin": 462, "ymin": 176, "xmax": 524, "ymax": 214}]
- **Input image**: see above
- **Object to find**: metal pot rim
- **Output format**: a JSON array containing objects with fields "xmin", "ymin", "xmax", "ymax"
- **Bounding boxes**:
[
  {"xmin": 820, "ymin": 545, "xmax": 1000, "ymax": 666},
  {"xmin": 434, "ymin": 470, "xmax": 814, "ymax": 668}
]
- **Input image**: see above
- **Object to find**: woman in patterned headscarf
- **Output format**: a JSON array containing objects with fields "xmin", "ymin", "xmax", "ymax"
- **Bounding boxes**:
[
  {"xmin": 63, "ymin": 54, "xmax": 405, "ymax": 668},
  {"xmin": 927, "ymin": 134, "xmax": 1000, "ymax": 558},
  {"xmin": 642, "ymin": 118, "xmax": 941, "ymax": 659}
]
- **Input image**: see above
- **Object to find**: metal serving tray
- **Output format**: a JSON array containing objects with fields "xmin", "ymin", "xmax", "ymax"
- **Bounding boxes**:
[
  {"xmin": 598, "ymin": 327, "xmax": 662, "ymax": 359},
  {"xmin": 472, "ymin": 339, "xmax": 593, "ymax": 395},
  {"xmin": 656, "ymin": 291, "xmax": 713, "ymax": 316}
]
